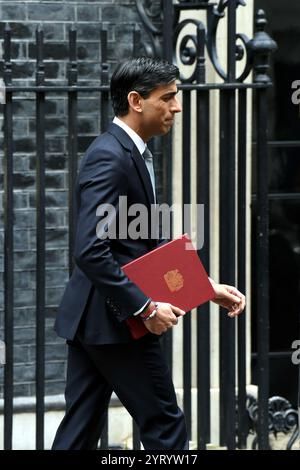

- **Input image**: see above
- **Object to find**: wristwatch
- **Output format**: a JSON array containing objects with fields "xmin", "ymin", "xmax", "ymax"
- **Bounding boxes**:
[{"xmin": 139, "ymin": 301, "xmax": 158, "ymax": 321}]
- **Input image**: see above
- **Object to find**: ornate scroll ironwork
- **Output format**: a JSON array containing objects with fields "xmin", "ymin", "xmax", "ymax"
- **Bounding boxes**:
[
  {"xmin": 247, "ymin": 395, "xmax": 299, "ymax": 450},
  {"xmin": 135, "ymin": 0, "xmax": 163, "ymax": 57},
  {"xmin": 207, "ymin": 0, "xmax": 250, "ymax": 81},
  {"xmin": 135, "ymin": 0, "xmax": 277, "ymax": 84},
  {"xmin": 173, "ymin": 18, "xmax": 206, "ymax": 83}
]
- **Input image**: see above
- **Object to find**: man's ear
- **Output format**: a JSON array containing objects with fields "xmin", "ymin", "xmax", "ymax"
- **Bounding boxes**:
[{"xmin": 127, "ymin": 91, "xmax": 143, "ymax": 113}]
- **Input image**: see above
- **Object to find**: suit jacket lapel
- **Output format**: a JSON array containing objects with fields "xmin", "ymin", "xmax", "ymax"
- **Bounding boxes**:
[{"xmin": 107, "ymin": 123, "xmax": 155, "ymax": 208}]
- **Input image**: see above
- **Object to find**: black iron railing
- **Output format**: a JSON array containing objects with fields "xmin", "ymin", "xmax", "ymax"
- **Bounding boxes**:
[
  {"xmin": 1, "ymin": 21, "xmax": 112, "ymax": 451},
  {"xmin": 137, "ymin": 0, "xmax": 277, "ymax": 450},
  {"xmin": 0, "ymin": 0, "xmax": 281, "ymax": 450}
]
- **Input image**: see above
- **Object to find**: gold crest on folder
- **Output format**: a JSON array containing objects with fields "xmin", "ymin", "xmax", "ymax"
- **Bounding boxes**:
[{"xmin": 163, "ymin": 269, "xmax": 184, "ymax": 292}]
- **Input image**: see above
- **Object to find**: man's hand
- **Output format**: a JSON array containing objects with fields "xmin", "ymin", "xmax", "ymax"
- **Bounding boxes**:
[
  {"xmin": 143, "ymin": 302, "xmax": 185, "ymax": 335},
  {"xmin": 210, "ymin": 280, "xmax": 246, "ymax": 318}
]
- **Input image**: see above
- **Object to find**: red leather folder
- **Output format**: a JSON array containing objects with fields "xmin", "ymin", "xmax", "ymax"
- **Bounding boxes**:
[{"xmin": 122, "ymin": 234, "xmax": 215, "ymax": 339}]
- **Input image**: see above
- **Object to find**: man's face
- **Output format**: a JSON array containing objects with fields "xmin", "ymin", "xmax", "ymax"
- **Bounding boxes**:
[{"xmin": 139, "ymin": 82, "xmax": 181, "ymax": 140}]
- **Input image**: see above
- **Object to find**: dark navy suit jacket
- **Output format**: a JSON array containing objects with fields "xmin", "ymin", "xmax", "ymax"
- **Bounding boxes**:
[{"xmin": 54, "ymin": 123, "xmax": 159, "ymax": 344}]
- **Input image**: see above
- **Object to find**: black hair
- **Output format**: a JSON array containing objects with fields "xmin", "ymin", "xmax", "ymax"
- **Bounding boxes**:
[{"xmin": 110, "ymin": 57, "xmax": 179, "ymax": 116}]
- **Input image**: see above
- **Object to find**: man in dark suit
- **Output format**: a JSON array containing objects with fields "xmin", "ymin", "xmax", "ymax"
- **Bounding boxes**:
[{"xmin": 52, "ymin": 57, "xmax": 245, "ymax": 450}]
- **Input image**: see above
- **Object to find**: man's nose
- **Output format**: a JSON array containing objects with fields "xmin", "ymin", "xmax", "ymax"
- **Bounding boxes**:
[{"xmin": 172, "ymin": 96, "xmax": 182, "ymax": 113}]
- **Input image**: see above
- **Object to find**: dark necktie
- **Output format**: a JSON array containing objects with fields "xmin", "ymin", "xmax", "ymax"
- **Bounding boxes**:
[{"xmin": 143, "ymin": 147, "xmax": 156, "ymax": 199}]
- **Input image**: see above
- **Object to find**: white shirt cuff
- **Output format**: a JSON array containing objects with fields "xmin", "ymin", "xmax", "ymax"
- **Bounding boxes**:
[{"xmin": 133, "ymin": 299, "xmax": 151, "ymax": 316}]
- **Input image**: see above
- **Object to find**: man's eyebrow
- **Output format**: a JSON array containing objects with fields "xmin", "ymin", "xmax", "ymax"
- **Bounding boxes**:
[{"xmin": 160, "ymin": 90, "xmax": 178, "ymax": 98}]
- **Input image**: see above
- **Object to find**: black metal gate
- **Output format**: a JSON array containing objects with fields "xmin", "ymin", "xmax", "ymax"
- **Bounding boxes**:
[
  {"xmin": 153, "ymin": 0, "xmax": 276, "ymax": 450},
  {"xmin": 0, "ymin": 0, "xmax": 282, "ymax": 450}
]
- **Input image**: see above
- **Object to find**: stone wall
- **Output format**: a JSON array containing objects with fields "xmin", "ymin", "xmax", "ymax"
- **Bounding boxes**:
[{"xmin": 0, "ymin": 0, "xmax": 162, "ymax": 398}]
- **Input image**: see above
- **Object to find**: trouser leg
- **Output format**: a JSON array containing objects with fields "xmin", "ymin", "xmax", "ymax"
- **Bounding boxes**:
[
  {"xmin": 80, "ymin": 334, "xmax": 188, "ymax": 450},
  {"xmin": 52, "ymin": 338, "xmax": 112, "ymax": 450}
]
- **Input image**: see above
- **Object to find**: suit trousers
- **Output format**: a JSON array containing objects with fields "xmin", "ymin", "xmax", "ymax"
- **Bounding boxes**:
[{"xmin": 52, "ymin": 333, "xmax": 188, "ymax": 450}]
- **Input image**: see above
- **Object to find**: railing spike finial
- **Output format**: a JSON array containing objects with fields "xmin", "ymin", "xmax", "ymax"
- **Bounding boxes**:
[
  {"xmin": 4, "ymin": 23, "xmax": 12, "ymax": 86},
  {"xmin": 68, "ymin": 24, "xmax": 77, "ymax": 87},
  {"xmin": 100, "ymin": 24, "xmax": 108, "ymax": 85},
  {"xmin": 35, "ymin": 26, "xmax": 44, "ymax": 86},
  {"xmin": 255, "ymin": 9, "xmax": 268, "ymax": 32},
  {"xmin": 248, "ymin": 9, "xmax": 277, "ymax": 83}
]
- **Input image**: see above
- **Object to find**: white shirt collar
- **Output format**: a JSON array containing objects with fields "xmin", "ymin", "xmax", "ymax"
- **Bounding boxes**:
[{"xmin": 113, "ymin": 116, "xmax": 146, "ymax": 156}]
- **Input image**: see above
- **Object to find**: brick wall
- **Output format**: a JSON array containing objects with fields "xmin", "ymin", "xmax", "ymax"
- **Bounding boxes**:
[{"xmin": 0, "ymin": 0, "xmax": 162, "ymax": 398}]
